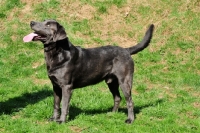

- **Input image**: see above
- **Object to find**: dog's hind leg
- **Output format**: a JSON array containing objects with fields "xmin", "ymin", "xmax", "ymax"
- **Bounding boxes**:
[
  {"xmin": 106, "ymin": 78, "xmax": 122, "ymax": 112},
  {"xmin": 119, "ymin": 75, "xmax": 134, "ymax": 124}
]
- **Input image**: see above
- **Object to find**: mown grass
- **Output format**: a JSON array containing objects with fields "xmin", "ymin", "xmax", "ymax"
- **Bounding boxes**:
[{"xmin": 0, "ymin": 0, "xmax": 200, "ymax": 133}]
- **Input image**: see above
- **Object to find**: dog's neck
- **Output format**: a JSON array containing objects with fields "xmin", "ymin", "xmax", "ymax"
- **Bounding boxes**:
[{"xmin": 43, "ymin": 38, "xmax": 70, "ymax": 52}]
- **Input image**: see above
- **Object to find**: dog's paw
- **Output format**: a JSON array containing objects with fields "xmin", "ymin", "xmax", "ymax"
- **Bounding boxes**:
[
  {"xmin": 125, "ymin": 119, "xmax": 133, "ymax": 124},
  {"xmin": 49, "ymin": 117, "xmax": 55, "ymax": 121},
  {"xmin": 56, "ymin": 119, "xmax": 65, "ymax": 124},
  {"xmin": 48, "ymin": 116, "xmax": 60, "ymax": 122}
]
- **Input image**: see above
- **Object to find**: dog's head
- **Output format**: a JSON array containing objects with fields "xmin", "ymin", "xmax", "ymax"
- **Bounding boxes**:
[{"xmin": 23, "ymin": 20, "xmax": 67, "ymax": 44}]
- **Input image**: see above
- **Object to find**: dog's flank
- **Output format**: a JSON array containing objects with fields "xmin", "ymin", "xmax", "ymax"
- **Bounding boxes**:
[{"xmin": 24, "ymin": 20, "xmax": 154, "ymax": 124}]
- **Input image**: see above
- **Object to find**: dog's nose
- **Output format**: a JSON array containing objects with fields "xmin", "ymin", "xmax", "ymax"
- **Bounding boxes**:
[{"xmin": 30, "ymin": 21, "xmax": 35, "ymax": 26}]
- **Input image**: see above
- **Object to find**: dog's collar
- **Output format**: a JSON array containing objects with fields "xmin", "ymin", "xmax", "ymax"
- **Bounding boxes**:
[
  {"xmin": 43, "ymin": 38, "xmax": 70, "ymax": 52},
  {"xmin": 44, "ymin": 43, "xmax": 57, "ymax": 52}
]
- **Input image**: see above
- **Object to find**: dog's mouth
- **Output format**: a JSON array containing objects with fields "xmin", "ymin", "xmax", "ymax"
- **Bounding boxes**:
[{"xmin": 23, "ymin": 32, "xmax": 47, "ymax": 42}]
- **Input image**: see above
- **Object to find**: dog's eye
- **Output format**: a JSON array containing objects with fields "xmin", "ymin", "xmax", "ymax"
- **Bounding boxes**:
[{"xmin": 47, "ymin": 24, "xmax": 50, "ymax": 27}]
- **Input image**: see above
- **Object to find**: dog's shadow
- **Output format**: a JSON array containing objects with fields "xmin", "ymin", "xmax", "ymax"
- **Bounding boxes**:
[
  {"xmin": 68, "ymin": 99, "xmax": 164, "ymax": 121},
  {"xmin": 0, "ymin": 90, "xmax": 164, "ymax": 121},
  {"xmin": 0, "ymin": 89, "xmax": 52, "ymax": 115}
]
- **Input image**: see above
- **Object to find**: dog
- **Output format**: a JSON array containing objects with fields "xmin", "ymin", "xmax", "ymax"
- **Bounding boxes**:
[{"xmin": 23, "ymin": 19, "xmax": 154, "ymax": 124}]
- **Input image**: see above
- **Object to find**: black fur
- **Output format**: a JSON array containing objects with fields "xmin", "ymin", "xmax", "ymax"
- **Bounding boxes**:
[{"xmin": 29, "ymin": 20, "xmax": 154, "ymax": 124}]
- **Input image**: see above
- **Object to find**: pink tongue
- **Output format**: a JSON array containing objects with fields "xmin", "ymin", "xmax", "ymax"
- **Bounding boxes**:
[{"xmin": 23, "ymin": 33, "xmax": 38, "ymax": 42}]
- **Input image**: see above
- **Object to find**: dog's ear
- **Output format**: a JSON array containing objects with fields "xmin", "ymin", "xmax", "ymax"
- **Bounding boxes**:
[{"xmin": 53, "ymin": 23, "xmax": 67, "ymax": 42}]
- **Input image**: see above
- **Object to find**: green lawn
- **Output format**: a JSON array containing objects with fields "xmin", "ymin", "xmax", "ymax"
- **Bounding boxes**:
[{"xmin": 0, "ymin": 0, "xmax": 200, "ymax": 132}]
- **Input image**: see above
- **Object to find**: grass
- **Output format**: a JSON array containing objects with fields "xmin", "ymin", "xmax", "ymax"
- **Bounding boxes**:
[{"xmin": 0, "ymin": 0, "xmax": 200, "ymax": 132}]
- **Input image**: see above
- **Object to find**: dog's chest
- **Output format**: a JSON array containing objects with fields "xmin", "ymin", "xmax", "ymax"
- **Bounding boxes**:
[
  {"xmin": 44, "ymin": 51, "xmax": 73, "ymax": 86},
  {"xmin": 48, "ymin": 65, "xmax": 72, "ymax": 87},
  {"xmin": 45, "ymin": 50, "xmax": 70, "ymax": 71}
]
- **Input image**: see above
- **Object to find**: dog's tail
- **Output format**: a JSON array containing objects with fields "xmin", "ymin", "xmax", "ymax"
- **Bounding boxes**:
[{"xmin": 126, "ymin": 24, "xmax": 154, "ymax": 55}]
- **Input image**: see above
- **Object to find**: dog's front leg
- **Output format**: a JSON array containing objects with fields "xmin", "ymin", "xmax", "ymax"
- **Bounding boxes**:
[
  {"xmin": 57, "ymin": 84, "xmax": 73, "ymax": 124},
  {"xmin": 49, "ymin": 85, "xmax": 62, "ymax": 121}
]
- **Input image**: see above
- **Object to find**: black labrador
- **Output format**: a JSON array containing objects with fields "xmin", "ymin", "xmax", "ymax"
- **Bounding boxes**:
[{"xmin": 23, "ymin": 20, "xmax": 154, "ymax": 124}]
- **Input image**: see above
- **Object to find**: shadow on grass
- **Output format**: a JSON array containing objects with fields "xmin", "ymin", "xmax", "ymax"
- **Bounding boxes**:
[
  {"xmin": 0, "ymin": 89, "xmax": 52, "ymax": 115},
  {"xmin": 68, "ymin": 99, "xmax": 164, "ymax": 121},
  {"xmin": 0, "ymin": 90, "xmax": 164, "ymax": 122}
]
